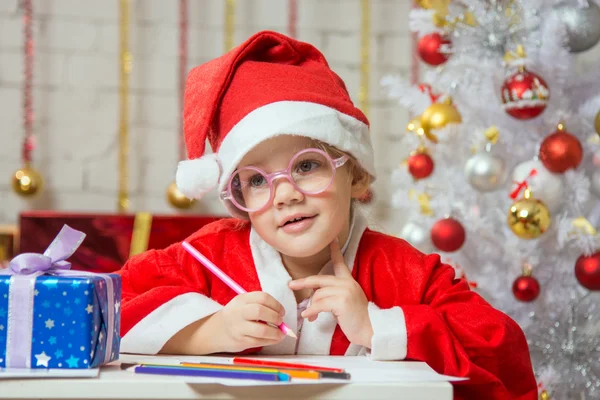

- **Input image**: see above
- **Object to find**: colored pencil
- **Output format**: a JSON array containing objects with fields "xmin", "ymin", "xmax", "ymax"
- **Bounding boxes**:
[
  {"xmin": 180, "ymin": 361, "xmax": 351, "ymax": 380},
  {"xmin": 232, "ymin": 357, "xmax": 345, "ymax": 373},
  {"xmin": 124, "ymin": 364, "xmax": 290, "ymax": 381},
  {"xmin": 181, "ymin": 241, "xmax": 297, "ymax": 339}
]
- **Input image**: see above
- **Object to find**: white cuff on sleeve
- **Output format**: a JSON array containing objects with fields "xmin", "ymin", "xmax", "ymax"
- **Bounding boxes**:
[
  {"xmin": 121, "ymin": 292, "xmax": 223, "ymax": 354},
  {"xmin": 366, "ymin": 302, "xmax": 408, "ymax": 361}
]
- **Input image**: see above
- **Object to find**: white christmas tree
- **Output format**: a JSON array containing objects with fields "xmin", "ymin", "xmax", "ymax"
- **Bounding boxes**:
[{"xmin": 384, "ymin": 1, "xmax": 600, "ymax": 398}]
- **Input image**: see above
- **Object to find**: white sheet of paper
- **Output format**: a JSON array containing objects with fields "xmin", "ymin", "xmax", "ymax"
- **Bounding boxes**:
[
  {"xmin": 117, "ymin": 354, "xmax": 467, "ymax": 387},
  {"xmin": 0, "ymin": 368, "xmax": 100, "ymax": 379}
]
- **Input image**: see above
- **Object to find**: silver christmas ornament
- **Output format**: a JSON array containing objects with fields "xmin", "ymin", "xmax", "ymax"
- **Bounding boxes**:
[
  {"xmin": 464, "ymin": 151, "xmax": 508, "ymax": 192},
  {"xmin": 555, "ymin": 1, "xmax": 600, "ymax": 53},
  {"xmin": 591, "ymin": 169, "xmax": 600, "ymax": 197},
  {"xmin": 512, "ymin": 160, "xmax": 564, "ymax": 212},
  {"xmin": 399, "ymin": 221, "xmax": 435, "ymax": 254}
]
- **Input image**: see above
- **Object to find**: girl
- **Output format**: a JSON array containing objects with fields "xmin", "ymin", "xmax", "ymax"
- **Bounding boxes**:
[{"xmin": 118, "ymin": 30, "xmax": 537, "ymax": 399}]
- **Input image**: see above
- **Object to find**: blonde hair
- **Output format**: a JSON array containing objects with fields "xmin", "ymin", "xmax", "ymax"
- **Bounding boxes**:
[{"xmin": 313, "ymin": 141, "xmax": 370, "ymax": 186}]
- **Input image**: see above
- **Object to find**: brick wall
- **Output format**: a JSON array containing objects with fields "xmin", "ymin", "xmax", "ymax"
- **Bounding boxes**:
[{"xmin": 0, "ymin": 0, "xmax": 415, "ymax": 235}]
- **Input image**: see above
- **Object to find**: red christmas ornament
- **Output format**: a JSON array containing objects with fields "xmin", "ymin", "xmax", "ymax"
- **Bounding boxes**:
[
  {"xmin": 431, "ymin": 217, "xmax": 466, "ymax": 252},
  {"xmin": 418, "ymin": 33, "xmax": 451, "ymax": 66},
  {"xmin": 539, "ymin": 126, "xmax": 583, "ymax": 173},
  {"xmin": 575, "ymin": 252, "xmax": 600, "ymax": 291},
  {"xmin": 417, "ymin": 83, "xmax": 441, "ymax": 103},
  {"xmin": 407, "ymin": 151, "xmax": 434, "ymax": 180},
  {"xmin": 501, "ymin": 67, "xmax": 549, "ymax": 120},
  {"xmin": 512, "ymin": 275, "xmax": 540, "ymax": 302}
]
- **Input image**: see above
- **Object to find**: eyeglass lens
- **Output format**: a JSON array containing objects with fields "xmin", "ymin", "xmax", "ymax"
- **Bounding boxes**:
[{"xmin": 230, "ymin": 150, "xmax": 335, "ymax": 211}]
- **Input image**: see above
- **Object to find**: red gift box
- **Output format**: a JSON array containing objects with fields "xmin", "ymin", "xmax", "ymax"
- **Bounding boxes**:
[
  {"xmin": 0, "ymin": 225, "xmax": 19, "ymax": 267},
  {"xmin": 19, "ymin": 211, "xmax": 221, "ymax": 273}
]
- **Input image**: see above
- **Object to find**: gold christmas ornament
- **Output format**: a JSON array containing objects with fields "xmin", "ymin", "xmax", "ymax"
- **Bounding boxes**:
[
  {"xmin": 595, "ymin": 109, "xmax": 600, "ymax": 136},
  {"xmin": 11, "ymin": 166, "xmax": 43, "ymax": 197},
  {"xmin": 166, "ymin": 182, "xmax": 194, "ymax": 209},
  {"xmin": 539, "ymin": 390, "xmax": 550, "ymax": 400},
  {"xmin": 420, "ymin": 98, "xmax": 462, "ymax": 143},
  {"xmin": 507, "ymin": 189, "xmax": 551, "ymax": 239}
]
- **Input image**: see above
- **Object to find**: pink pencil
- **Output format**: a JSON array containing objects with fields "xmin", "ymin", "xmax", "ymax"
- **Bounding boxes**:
[{"xmin": 182, "ymin": 241, "xmax": 297, "ymax": 339}]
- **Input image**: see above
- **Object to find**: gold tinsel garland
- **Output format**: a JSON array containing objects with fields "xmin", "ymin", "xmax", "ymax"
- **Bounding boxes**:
[
  {"xmin": 118, "ymin": 0, "xmax": 132, "ymax": 213},
  {"xmin": 225, "ymin": 0, "xmax": 236, "ymax": 52}
]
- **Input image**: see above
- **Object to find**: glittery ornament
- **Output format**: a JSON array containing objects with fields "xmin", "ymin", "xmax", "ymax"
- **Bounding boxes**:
[
  {"xmin": 575, "ymin": 252, "xmax": 600, "ymax": 291},
  {"xmin": 407, "ymin": 149, "xmax": 435, "ymax": 180},
  {"xmin": 507, "ymin": 189, "xmax": 551, "ymax": 239},
  {"xmin": 418, "ymin": 33, "xmax": 451, "ymax": 66},
  {"xmin": 554, "ymin": 1, "xmax": 600, "ymax": 53},
  {"xmin": 501, "ymin": 67, "xmax": 549, "ymax": 120},
  {"xmin": 166, "ymin": 181, "xmax": 194, "ymax": 209},
  {"xmin": 512, "ymin": 160, "xmax": 563, "ymax": 212},
  {"xmin": 591, "ymin": 169, "xmax": 600, "ymax": 198},
  {"xmin": 419, "ymin": 99, "xmax": 462, "ymax": 143},
  {"xmin": 539, "ymin": 124, "xmax": 583, "ymax": 173},
  {"xmin": 431, "ymin": 217, "xmax": 466, "ymax": 252},
  {"xmin": 465, "ymin": 148, "xmax": 507, "ymax": 192},
  {"xmin": 539, "ymin": 390, "xmax": 550, "ymax": 400},
  {"xmin": 399, "ymin": 221, "xmax": 435, "ymax": 254},
  {"xmin": 12, "ymin": 166, "xmax": 43, "ymax": 198},
  {"xmin": 447, "ymin": 1, "xmax": 541, "ymax": 60}
]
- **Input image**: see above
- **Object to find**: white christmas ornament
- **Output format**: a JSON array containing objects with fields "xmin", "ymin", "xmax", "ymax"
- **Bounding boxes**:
[
  {"xmin": 399, "ymin": 221, "xmax": 435, "ymax": 254},
  {"xmin": 554, "ymin": 1, "xmax": 600, "ymax": 53},
  {"xmin": 512, "ymin": 160, "xmax": 564, "ymax": 212},
  {"xmin": 465, "ymin": 151, "xmax": 508, "ymax": 192}
]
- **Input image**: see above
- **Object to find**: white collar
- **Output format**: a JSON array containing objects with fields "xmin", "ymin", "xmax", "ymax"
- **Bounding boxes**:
[{"xmin": 249, "ymin": 208, "xmax": 369, "ymax": 355}]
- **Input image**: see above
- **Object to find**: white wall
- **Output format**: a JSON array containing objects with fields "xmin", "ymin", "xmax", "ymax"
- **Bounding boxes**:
[{"xmin": 0, "ymin": 0, "xmax": 416, "ymax": 234}]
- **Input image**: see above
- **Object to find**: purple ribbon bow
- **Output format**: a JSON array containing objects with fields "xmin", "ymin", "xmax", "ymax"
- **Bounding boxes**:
[
  {"xmin": 8, "ymin": 225, "xmax": 85, "ymax": 276},
  {"xmin": 1, "ymin": 225, "xmax": 116, "ymax": 369}
]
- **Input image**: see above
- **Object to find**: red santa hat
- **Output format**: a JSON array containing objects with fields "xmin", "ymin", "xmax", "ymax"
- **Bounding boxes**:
[{"xmin": 176, "ymin": 30, "xmax": 376, "ymax": 217}]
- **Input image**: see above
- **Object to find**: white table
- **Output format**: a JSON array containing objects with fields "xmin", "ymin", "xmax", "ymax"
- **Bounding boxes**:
[{"xmin": 0, "ymin": 355, "xmax": 454, "ymax": 400}]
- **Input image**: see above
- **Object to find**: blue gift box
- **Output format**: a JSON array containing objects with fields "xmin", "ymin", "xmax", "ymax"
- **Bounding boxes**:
[{"xmin": 0, "ymin": 226, "xmax": 121, "ymax": 369}]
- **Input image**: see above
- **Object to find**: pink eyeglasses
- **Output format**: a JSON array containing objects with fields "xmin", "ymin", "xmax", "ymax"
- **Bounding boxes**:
[{"xmin": 220, "ymin": 148, "xmax": 349, "ymax": 213}]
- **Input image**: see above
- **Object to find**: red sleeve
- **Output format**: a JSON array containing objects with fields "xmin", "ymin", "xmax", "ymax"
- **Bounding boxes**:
[
  {"xmin": 403, "ymin": 254, "xmax": 538, "ymax": 399},
  {"xmin": 117, "ymin": 240, "xmax": 213, "ymax": 336},
  {"xmin": 116, "ymin": 219, "xmax": 263, "ymax": 355}
]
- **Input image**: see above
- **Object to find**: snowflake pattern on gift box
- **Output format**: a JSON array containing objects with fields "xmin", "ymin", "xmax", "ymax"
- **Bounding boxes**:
[{"xmin": 0, "ymin": 275, "xmax": 121, "ymax": 369}]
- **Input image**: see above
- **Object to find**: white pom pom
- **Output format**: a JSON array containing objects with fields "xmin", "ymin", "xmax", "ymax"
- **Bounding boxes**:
[{"xmin": 176, "ymin": 153, "xmax": 222, "ymax": 199}]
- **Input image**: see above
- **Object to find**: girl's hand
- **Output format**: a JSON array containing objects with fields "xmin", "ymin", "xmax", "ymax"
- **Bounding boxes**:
[
  {"xmin": 288, "ymin": 239, "xmax": 374, "ymax": 348},
  {"xmin": 211, "ymin": 291, "xmax": 287, "ymax": 353}
]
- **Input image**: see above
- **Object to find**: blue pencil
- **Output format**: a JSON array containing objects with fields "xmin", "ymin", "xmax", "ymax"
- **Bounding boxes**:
[{"xmin": 129, "ymin": 365, "xmax": 291, "ymax": 382}]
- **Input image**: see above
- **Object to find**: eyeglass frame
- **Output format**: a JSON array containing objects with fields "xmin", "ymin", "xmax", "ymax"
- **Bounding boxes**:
[{"xmin": 220, "ymin": 148, "xmax": 349, "ymax": 213}]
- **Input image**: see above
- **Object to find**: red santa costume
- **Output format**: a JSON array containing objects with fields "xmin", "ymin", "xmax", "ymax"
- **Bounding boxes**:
[{"xmin": 118, "ymin": 31, "xmax": 538, "ymax": 399}]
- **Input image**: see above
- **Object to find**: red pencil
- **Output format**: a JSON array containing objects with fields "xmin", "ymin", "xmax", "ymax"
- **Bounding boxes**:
[{"xmin": 232, "ymin": 357, "xmax": 345, "ymax": 373}]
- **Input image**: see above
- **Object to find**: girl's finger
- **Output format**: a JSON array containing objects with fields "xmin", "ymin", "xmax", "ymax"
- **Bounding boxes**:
[
  {"xmin": 242, "ymin": 303, "xmax": 283, "ymax": 326},
  {"xmin": 244, "ymin": 321, "xmax": 286, "ymax": 341},
  {"xmin": 289, "ymin": 275, "xmax": 345, "ymax": 290},
  {"xmin": 330, "ymin": 239, "xmax": 352, "ymax": 278},
  {"xmin": 301, "ymin": 297, "xmax": 338, "ymax": 320},
  {"xmin": 311, "ymin": 286, "xmax": 345, "ymax": 304}
]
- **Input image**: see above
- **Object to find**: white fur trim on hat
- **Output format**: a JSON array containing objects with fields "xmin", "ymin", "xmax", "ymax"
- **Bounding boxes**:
[
  {"xmin": 176, "ymin": 153, "xmax": 222, "ymax": 199},
  {"xmin": 217, "ymin": 100, "xmax": 374, "ymax": 191}
]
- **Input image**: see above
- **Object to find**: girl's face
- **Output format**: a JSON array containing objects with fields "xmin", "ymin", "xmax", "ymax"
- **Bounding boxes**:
[{"xmin": 236, "ymin": 135, "xmax": 368, "ymax": 259}]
